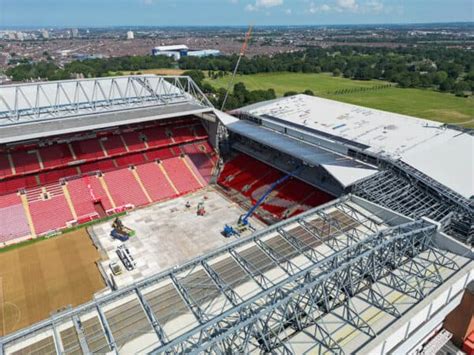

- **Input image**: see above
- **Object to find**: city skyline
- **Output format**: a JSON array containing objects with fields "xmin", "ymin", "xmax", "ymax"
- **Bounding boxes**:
[{"xmin": 1, "ymin": 0, "xmax": 473, "ymax": 27}]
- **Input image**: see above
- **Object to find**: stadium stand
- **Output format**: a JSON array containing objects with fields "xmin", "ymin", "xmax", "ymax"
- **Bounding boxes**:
[
  {"xmin": 102, "ymin": 168, "xmax": 149, "ymax": 208},
  {"xmin": 180, "ymin": 142, "xmax": 217, "ymax": 183},
  {"xmin": 0, "ymin": 116, "xmax": 218, "ymax": 241},
  {"xmin": 161, "ymin": 157, "xmax": 203, "ymax": 194},
  {"xmin": 218, "ymin": 153, "xmax": 334, "ymax": 220},
  {"xmin": 39, "ymin": 144, "xmax": 74, "ymax": 169},
  {"xmin": 10, "ymin": 150, "xmax": 41, "ymax": 174},
  {"xmin": 66, "ymin": 178, "xmax": 100, "ymax": 221},
  {"xmin": 28, "ymin": 192, "xmax": 75, "ymax": 235},
  {"xmin": 135, "ymin": 162, "xmax": 178, "ymax": 202}
]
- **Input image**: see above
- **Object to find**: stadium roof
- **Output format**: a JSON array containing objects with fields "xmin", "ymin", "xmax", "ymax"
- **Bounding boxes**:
[
  {"xmin": 0, "ymin": 75, "xmax": 213, "ymax": 144},
  {"xmin": 237, "ymin": 95, "xmax": 473, "ymax": 199},
  {"xmin": 225, "ymin": 119, "xmax": 378, "ymax": 187}
]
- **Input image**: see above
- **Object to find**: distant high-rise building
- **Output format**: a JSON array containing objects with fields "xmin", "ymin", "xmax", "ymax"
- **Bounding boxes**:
[
  {"xmin": 41, "ymin": 30, "xmax": 49, "ymax": 39},
  {"xmin": 72, "ymin": 28, "xmax": 79, "ymax": 38},
  {"xmin": 127, "ymin": 31, "xmax": 134, "ymax": 40}
]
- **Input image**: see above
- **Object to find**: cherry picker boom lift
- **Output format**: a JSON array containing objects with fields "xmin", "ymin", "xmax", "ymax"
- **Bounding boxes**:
[{"xmin": 222, "ymin": 166, "xmax": 302, "ymax": 238}]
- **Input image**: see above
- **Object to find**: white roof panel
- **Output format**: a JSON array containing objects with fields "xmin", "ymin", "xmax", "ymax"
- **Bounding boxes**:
[
  {"xmin": 322, "ymin": 164, "xmax": 379, "ymax": 188},
  {"xmin": 242, "ymin": 94, "xmax": 474, "ymax": 199}
]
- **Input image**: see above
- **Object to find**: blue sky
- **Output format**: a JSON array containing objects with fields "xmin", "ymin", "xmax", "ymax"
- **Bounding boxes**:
[{"xmin": 1, "ymin": 0, "xmax": 473, "ymax": 27}]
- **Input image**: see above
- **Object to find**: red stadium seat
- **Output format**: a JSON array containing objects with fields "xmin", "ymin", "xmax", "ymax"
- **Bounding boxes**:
[
  {"xmin": 71, "ymin": 138, "xmax": 105, "ymax": 161},
  {"xmin": 161, "ymin": 157, "xmax": 202, "ymax": 194},
  {"xmin": 10, "ymin": 150, "xmax": 41, "ymax": 174},
  {"xmin": 29, "ymin": 194, "xmax": 74, "ymax": 235},
  {"xmin": 66, "ymin": 178, "xmax": 99, "ymax": 219},
  {"xmin": 103, "ymin": 168, "xmax": 149, "ymax": 208},
  {"xmin": 101, "ymin": 135, "xmax": 128, "ymax": 156},
  {"xmin": 40, "ymin": 144, "xmax": 74, "ymax": 168},
  {"xmin": 122, "ymin": 132, "xmax": 146, "ymax": 152},
  {"xmin": 135, "ymin": 162, "xmax": 177, "ymax": 202},
  {"xmin": 0, "ymin": 154, "xmax": 13, "ymax": 179}
]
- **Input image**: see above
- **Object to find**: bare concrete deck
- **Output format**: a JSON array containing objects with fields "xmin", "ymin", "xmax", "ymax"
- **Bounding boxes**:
[{"xmin": 90, "ymin": 186, "xmax": 265, "ymax": 288}]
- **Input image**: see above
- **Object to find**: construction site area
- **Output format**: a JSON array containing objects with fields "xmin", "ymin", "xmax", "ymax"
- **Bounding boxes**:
[
  {"xmin": 90, "ymin": 187, "xmax": 265, "ymax": 288},
  {"xmin": 0, "ymin": 76, "xmax": 472, "ymax": 355}
]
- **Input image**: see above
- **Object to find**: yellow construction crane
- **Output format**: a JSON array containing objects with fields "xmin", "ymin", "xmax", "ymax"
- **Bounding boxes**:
[{"xmin": 221, "ymin": 25, "xmax": 253, "ymax": 111}]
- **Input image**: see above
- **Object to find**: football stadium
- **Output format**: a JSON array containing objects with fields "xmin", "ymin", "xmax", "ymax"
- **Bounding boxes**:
[{"xmin": 0, "ymin": 75, "xmax": 472, "ymax": 354}]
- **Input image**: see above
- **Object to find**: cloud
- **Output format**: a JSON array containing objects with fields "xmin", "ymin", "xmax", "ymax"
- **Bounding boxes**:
[
  {"xmin": 285, "ymin": 8, "xmax": 292, "ymax": 14},
  {"xmin": 308, "ymin": 2, "xmax": 331, "ymax": 13},
  {"xmin": 308, "ymin": 0, "xmax": 386, "ymax": 14},
  {"xmin": 335, "ymin": 0, "xmax": 358, "ymax": 11},
  {"xmin": 365, "ymin": 0, "xmax": 384, "ymax": 13},
  {"xmin": 245, "ymin": 0, "xmax": 284, "ymax": 11}
]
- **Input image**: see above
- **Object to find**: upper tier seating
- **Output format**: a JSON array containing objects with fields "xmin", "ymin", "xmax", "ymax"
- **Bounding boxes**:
[
  {"xmin": 40, "ymin": 144, "xmax": 74, "ymax": 169},
  {"xmin": 11, "ymin": 150, "xmax": 41, "ymax": 174},
  {"xmin": 101, "ymin": 135, "xmax": 128, "ymax": 156},
  {"xmin": 0, "ymin": 119, "xmax": 209, "ymax": 196},
  {"xmin": 70, "ymin": 139, "xmax": 105, "ymax": 161}
]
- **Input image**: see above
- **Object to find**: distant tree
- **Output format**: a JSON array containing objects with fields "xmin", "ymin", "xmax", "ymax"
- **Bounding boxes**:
[
  {"xmin": 303, "ymin": 89, "xmax": 314, "ymax": 96},
  {"xmin": 453, "ymin": 82, "xmax": 469, "ymax": 97},
  {"xmin": 332, "ymin": 68, "xmax": 342, "ymax": 77},
  {"xmin": 284, "ymin": 91, "xmax": 298, "ymax": 97},
  {"xmin": 182, "ymin": 70, "xmax": 205, "ymax": 86}
]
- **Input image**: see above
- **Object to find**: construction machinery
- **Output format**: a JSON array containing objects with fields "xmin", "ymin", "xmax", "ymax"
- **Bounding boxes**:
[
  {"xmin": 221, "ymin": 25, "xmax": 253, "ymax": 111},
  {"xmin": 116, "ymin": 245, "xmax": 137, "ymax": 271},
  {"xmin": 197, "ymin": 201, "xmax": 206, "ymax": 216},
  {"xmin": 110, "ymin": 217, "xmax": 135, "ymax": 242},
  {"xmin": 222, "ymin": 166, "xmax": 302, "ymax": 238}
]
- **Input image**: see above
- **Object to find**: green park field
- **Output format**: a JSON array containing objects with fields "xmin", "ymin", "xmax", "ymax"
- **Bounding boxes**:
[{"xmin": 206, "ymin": 72, "xmax": 474, "ymax": 127}]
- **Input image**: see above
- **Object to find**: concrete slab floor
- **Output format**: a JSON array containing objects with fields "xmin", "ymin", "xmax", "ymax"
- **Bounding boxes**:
[{"xmin": 90, "ymin": 186, "xmax": 266, "ymax": 288}]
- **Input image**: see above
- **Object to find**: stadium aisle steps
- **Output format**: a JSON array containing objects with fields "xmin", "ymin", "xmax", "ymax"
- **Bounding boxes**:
[
  {"xmin": 66, "ymin": 178, "xmax": 99, "ymax": 220},
  {"xmin": 131, "ymin": 169, "xmax": 153, "ymax": 204},
  {"xmin": 62, "ymin": 185, "xmax": 78, "ymax": 220},
  {"xmin": 135, "ymin": 163, "xmax": 177, "ymax": 202}
]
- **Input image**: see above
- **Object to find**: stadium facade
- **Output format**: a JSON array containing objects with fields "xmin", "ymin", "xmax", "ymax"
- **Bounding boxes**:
[{"xmin": 0, "ymin": 75, "xmax": 472, "ymax": 354}]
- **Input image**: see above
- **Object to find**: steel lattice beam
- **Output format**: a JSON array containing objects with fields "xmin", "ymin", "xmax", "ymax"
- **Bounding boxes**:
[{"xmin": 152, "ymin": 221, "xmax": 441, "ymax": 353}]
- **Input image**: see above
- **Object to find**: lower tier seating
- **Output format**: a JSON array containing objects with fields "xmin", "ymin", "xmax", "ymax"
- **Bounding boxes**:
[
  {"xmin": 218, "ymin": 153, "xmax": 334, "ymax": 220},
  {"xmin": 161, "ymin": 157, "xmax": 203, "ymax": 195},
  {"xmin": 29, "ymin": 194, "xmax": 75, "ymax": 235},
  {"xmin": 135, "ymin": 163, "xmax": 177, "ymax": 202},
  {"xmin": 103, "ymin": 169, "xmax": 149, "ymax": 208}
]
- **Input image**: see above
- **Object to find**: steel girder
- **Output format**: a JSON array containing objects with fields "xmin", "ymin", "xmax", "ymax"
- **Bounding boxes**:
[
  {"xmin": 152, "ymin": 220, "xmax": 452, "ymax": 354},
  {"xmin": 0, "ymin": 76, "xmax": 212, "ymax": 125}
]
